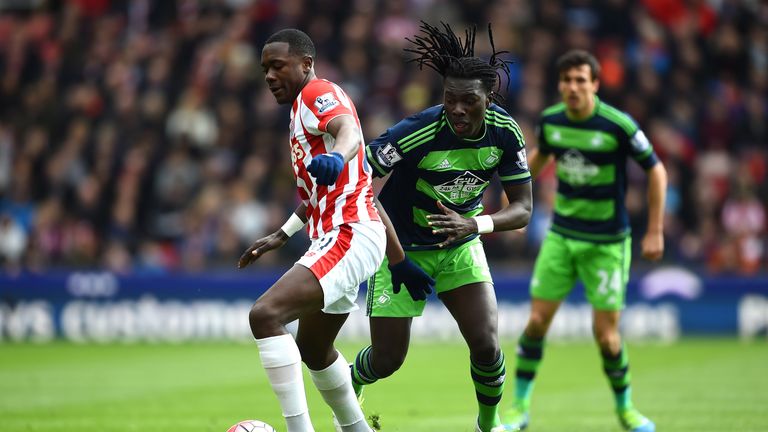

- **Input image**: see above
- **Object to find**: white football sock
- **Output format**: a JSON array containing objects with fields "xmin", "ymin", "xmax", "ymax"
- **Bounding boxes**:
[
  {"xmin": 309, "ymin": 351, "xmax": 370, "ymax": 432},
  {"xmin": 256, "ymin": 334, "xmax": 314, "ymax": 432}
]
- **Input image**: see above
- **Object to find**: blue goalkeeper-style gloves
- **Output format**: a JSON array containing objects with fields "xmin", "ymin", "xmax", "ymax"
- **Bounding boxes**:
[
  {"xmin": 307, "ymin": 152, "xmax": 345, "ymax": 185},
  {"xmin": 389, "ymin": 256, "xmax": 435, "ymax": 301}
]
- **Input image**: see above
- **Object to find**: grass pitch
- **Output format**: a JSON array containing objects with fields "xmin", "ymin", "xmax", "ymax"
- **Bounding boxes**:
[{"xmin": 0, "ymin": 339, "xmax": 766, "ymax": 432}]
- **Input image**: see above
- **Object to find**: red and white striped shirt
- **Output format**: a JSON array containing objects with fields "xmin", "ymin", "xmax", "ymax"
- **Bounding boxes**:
[{"xmin": 289, "ymin": 78, "xmax": 380, "ymax": 239}]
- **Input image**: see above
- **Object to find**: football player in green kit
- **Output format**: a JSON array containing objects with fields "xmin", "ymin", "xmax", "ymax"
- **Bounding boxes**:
[
  {"xmin": 504, "ymin": 50, "xmax": 667, "ymax": 432},
  {"xmin": 349, "ymin": 22, "xmax": 532, "ymax": 432}
]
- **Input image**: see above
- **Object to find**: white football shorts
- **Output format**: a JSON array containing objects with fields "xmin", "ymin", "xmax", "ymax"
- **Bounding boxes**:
[{"xmin": 296, "ymin": 220, "xmax": 385, "ymax": 314}]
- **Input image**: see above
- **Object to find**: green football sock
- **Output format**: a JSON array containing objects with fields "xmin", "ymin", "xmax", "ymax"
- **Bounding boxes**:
[
  {"xmin": 602, "ymin": 344, "xmax": 633, "ymax": 411},
  {"xmin": 471, "ymin": 352, "xmax": 506, "ymax": 432},
  {"xmin": 515, "ymin": 333, "xmax": 544, "ymax": 410},
  {"xmin": 351, "ymin": 345, "xmax": 379, "ymax": 396}
]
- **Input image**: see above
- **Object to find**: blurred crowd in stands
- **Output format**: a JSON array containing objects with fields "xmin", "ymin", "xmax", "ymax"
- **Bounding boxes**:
[{"xmin": 0, "ymin": 0, "xmax": 765, "ymax": 275}]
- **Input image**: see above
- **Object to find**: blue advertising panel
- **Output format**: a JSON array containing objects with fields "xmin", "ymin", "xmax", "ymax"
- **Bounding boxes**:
[{"xmin": 1, "ymin": 268, "xmax": 766, "ymax": 343}]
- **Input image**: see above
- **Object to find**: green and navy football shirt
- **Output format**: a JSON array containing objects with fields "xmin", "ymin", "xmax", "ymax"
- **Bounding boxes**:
[
  {"xmin": 367, "ymin": 104, "xmax": 530, "ymax": 250},
  {"xmin": 538, "ymin": 96, "xmax": 659, "ymax": 243}
]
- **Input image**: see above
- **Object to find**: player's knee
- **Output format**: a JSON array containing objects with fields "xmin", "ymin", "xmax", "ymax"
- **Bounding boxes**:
[
  {"xmin": 371, "ymin": 351, "xmax": 406, "ymax": 378},
  {"xmin": 296, "ymin": 341, "xmax": 336, "ymax": 370},
  {"xmin": 466, "ymin": 333, "xmax": 499, "ymax": 364},
  {"xmin": 298, "ymin": 350, "xmax": 332, "ymax": 371},
  {"xmin": 471, "ymin": 344, "xmax": 501, "ymax": 365},
  {"xmin": 248, "ymin": 301, "xmax": 282, "ymax": 339},
  {"xmin": 526, "ymin": 313, "xmax": 552, "ymax": 337},
  {"xmin": 594, "ymin": 329, "xmax": 621, "ymax": 354}
]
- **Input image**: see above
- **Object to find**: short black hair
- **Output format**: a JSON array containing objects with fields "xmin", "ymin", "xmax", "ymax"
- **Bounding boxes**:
[
  {"xmin": 405, "ymin": 21, "xmax": 512, "ymax": 103},
  {"xmin": 265, "ymin": 29, "xmax": 316, "ymax": 58},
  {"xmin": 556, "ymin": 50, "xmax": 600, "ymax": 80}
]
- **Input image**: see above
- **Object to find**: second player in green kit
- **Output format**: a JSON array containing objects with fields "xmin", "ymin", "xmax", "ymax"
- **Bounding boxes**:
[
  {"xmin": 350, "ymin": 22, "xmax": 532, "ymax": 432},
  {"xmin": 504, "ymin": 50, "xmax": 667, "ymax": 432}
]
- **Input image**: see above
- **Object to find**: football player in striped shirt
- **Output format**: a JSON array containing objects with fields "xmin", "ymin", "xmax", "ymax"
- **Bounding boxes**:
[
  {"xmin": 238, "ymin": 28, "xmax": 407, "ymax": 432},
  {"xmin": 349, "ymin": 22, "xmax": 532, "ymax": 432},
  {"xmin": 504, "ymin": 50, "xmax": 666, "ymax": 432}
]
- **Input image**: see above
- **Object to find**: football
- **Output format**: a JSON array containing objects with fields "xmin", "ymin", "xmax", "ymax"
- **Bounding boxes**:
[{"xmin": 226, "ymin": 420, "xmax": 277, "ymax": 432}]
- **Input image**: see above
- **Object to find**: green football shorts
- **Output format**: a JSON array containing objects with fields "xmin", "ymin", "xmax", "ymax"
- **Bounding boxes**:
[
  {"xmin": 366, "ymin": 237, "xmax": 493, "ymax": 317},
  {"xmin": 530, "ymin": 230, "xmax": 631, "ymax": 311}
]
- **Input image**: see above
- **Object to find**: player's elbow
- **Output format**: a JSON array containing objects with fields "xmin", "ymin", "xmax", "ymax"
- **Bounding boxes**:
[
  {"xmin": 521, "ymin": 196, "xmax": 533, "ymax": 224},
  {"xmin": 514, "ymin": 191, "xmax": 533, "ymax": 229}
]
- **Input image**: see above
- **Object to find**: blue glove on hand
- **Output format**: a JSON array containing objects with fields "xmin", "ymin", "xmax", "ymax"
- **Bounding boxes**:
[
  {"xmin": 389, "ymin": 256, "xmax": 435, "ymax": 301},
  {"xmin": 307, "ymin": 152, "xmax": 345, "ymax": 185}
]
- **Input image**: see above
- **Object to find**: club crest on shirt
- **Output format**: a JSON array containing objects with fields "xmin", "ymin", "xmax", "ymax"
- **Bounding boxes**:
[
  {"xmin": 484, "ymin": 148, "xmax": 500, "ymax": 166},
  {"xmin": 376, "ymin": 143, "xmax": 403, "ymax": 167},
  {"xmin": 314, "ymin": 92, "xmax": 340, "ymax": 113},
  {"xmin": 378, "ymin": 291, "xmax": 391, "ymax": 306}
]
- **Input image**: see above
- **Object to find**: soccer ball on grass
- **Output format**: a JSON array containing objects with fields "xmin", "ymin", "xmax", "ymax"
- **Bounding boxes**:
[{"xmin": 226, "ymin": 420, "xmax": 277, "ymax": 432}]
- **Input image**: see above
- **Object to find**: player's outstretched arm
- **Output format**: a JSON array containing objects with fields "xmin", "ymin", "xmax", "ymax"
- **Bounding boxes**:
[
  {"xmin": 641, "ymin": 162, "xmax": 667, "ymax": 261},
  {"xmin": 306, "ymin": 115, "xmax": 361, "ymax": 185},
  {"xmin": 325, "ymin": 115, "xmax": 362, "ymax": 161},
  {"xmin": 237, "ymin": 204, "xmax": 307, "ymax": 269},
  {"xmin": 375, "ymin": 197, "xmax": 435, "ymax": 301},
  {"xmin": 375, "ymin": 197, "xmax": 405, "ymax": 265},
  {"xmin": 527, "ymin": 148, "xmax": 554, "ymax": 179},
  {"xmin": 493, "ymin": 182, "xmax": 533, "ymax": 232}
]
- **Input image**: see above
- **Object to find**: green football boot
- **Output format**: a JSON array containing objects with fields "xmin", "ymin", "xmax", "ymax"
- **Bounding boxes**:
[
  {"xmin": 501, "ymin": 403, "xmax": 529, "ymax": 431},
  {"xmin": 474, "ymin": 417, "xmax": 522, "ymax": 432},
  {"xmin": 618, "ymin": 407, "xmax": 655, "ymax": 432}
]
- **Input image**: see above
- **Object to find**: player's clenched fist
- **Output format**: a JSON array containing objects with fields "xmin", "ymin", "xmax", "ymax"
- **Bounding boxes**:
[{"xmin": 307, "ymin": 152, "xmax": 344, "ymax": 185}]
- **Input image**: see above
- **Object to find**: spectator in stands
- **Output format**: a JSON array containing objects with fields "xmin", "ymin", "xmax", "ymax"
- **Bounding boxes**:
[{"xmin": 0, "ymin": 0, "xmax": 764, "ymax": 274}]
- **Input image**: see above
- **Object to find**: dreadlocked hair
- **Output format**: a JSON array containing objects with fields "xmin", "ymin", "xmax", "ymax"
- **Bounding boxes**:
[{"xmin": 405, "ymin": 21, "xmax": 513, "ymax": 104}]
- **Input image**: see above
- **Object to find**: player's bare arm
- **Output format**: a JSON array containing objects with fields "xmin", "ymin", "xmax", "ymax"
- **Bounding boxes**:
[
  {"xmin": 376, "ymin": 196, "xmax": 435, "ymax": 299},
  {"xmin": 237, "ymin": 203, "xmax": 307, "ymax": 269},
  {"xmin": 374, "ymin": 197, "xmax": 406, "ymax": 265},
  {"xmin": 305, "ymin": 114, "xmax": 362, "ymax": 185},
  {"xmin": 641, "ymin": 162, "xmax": 667, "ymax": 261},
  {"xmin": 325, "ymin": 114, "xmax": 362, "ymax": 161},
  {"xmin": 527, "ymin": 147, "xmax": 554, "ymax": 179},
  {"xmin": 495, "ymin": 182, "xmax": 533, "ymax": 230}
]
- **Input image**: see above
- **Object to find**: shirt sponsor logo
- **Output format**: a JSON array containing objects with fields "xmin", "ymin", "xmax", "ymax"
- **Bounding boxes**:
[
  {"xmin": 434, "ymin": 171, "xmax": 486, "ymax": 202},
  {"xmin": 314, "ymin": 92, "xmax": 340, "ymax": 113},
  {"xmin": 559, "ymin": 149, "xmax": 598, "ymax": 186},
  {"xmin": 376, "ymin": 143, "xmax": 403, "ymax": 167}
]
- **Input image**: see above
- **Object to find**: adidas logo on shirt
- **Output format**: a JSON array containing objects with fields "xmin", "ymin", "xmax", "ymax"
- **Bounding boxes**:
[{"xmin": 438, "ymin": 159, "xmax": 451, "ymax": 169}]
